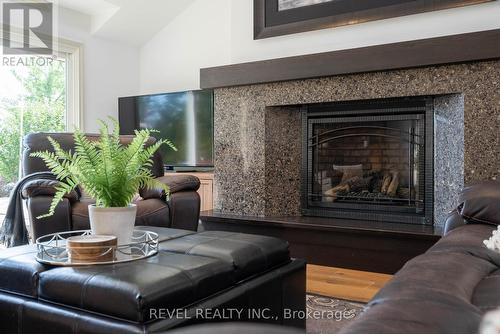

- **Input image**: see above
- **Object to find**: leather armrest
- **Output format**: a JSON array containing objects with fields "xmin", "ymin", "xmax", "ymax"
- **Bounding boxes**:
[
  {"xmin": 21, "ymin": 179, "xmax": 79, "ymax": 202},
  {"xmin": 457, "ymin": 180, "xmax": 500, "ymax": 226},
  {"xmin": 444, "ymin": 210, "xmax": 467, "ymax": 235},
  {"xmin": 168, "ymin": 191, "xmax": 200, "ymax": 231},
  {"xmin": 140, "ymin": 175, "xmax": 200, "ymax": 200},
  {"xmin": 27, "ymin": 197, "xmax": 73, "ymax": 239}
]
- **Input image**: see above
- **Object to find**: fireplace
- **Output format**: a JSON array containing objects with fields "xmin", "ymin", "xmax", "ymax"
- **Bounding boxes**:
[
  {"xmin": 301, "ymin": 98, "xmax": 434, "ymax": 224},
  {"xmin": 210, "ymin": 61, "xmax": 476, "ymax": 228},
  {"xmin": 200, "ymin": 56, "xmax": 490, "ymax": 272}
]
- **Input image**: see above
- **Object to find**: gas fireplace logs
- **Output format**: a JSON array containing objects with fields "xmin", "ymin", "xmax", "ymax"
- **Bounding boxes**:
[{"xmin": 323, "ymin": 169, "xmax": 405, "ymax": 201}]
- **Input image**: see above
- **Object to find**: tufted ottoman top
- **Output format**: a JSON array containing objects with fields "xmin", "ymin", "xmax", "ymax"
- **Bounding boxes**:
[{"xmin": 0, "ymin": 228, "xmax": 290, "ymax": 323}]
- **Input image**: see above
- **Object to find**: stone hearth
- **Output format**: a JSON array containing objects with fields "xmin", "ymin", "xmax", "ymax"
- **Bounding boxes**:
[{"xmin": 213, "ymin": 60, "xmax": 499, "ymax": 227}]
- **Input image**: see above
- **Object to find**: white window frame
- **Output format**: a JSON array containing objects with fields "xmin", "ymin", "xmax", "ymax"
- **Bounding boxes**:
[
  {"xmin": 0, "ymin": 26, "xmax": 83, "ymax": 131},
  {"xmin": 58, "ymin": 38, "xmax": 83, "ymax": 130}
]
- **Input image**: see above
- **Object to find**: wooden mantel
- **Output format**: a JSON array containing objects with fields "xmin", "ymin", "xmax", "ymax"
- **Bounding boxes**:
[{"xmin": 200, "ymin": 29, "xmax": 500, "ymax": 89}]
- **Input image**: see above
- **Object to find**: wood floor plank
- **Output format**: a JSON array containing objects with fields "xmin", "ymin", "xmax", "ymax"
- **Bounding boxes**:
[{"xmin": 306, "ymin": 264, "xmax": 393, "ymax": 303}]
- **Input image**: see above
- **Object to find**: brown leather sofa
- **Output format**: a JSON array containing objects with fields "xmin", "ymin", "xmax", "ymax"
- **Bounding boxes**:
[
  {"xmin": 21, "ymin": 133, "xmax": 201, "ymax": 240},
  {"xmin": 339, "ymin": 180, "xmax": 500, "ymax": 334}
]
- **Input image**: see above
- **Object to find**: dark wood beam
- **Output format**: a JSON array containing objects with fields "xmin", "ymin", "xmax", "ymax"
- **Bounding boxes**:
[{"xmin": 200, "ymin": 29, "xmax": 500, "ymax": 89}]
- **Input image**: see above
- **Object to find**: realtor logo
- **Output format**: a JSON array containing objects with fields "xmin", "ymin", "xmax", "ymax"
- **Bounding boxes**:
[{"xmin": 2, "ymin": 2, "xmax": 53, "ymax": 55}]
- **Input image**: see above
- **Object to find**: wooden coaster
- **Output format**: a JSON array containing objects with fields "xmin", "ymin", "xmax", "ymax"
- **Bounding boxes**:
[{"xmin": 67, "ymin": 235, "xmax": 117, "ymax": 263}]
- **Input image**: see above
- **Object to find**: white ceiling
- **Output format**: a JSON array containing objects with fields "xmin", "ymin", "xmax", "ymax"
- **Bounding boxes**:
[{"xmin": 58, "ymin": 0, "xmax": 195, "ymax": 46}]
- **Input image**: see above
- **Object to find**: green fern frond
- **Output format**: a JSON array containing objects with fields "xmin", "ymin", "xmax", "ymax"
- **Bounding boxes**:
[
  {"xmin": 47, "ymin": 137, "xmax": 72, "ymax": 160},
  {"xmin": 37, "ymin": 181, "xmax": 77, "ymax": 218}
]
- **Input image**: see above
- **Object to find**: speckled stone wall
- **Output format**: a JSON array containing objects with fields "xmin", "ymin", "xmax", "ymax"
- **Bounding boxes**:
[
  {"xmin": 213, "ymin": 60, "xmax": 500, "ymax": 223},
  {"xmin": 264, "ymin": 106, "xmax": 302, "ymax": 216},
  {"xmin": 434, "ymin": 94, "xmax": 465, "ymax": 226}
]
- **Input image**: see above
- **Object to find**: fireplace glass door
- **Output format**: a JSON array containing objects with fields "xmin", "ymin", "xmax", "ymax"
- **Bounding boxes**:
[{"xmin": 302, "ymin": 105, "xmax": 431, "ymax": 224}]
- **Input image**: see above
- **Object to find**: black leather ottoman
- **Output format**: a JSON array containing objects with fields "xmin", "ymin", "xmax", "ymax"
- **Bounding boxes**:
[
  {"xmin": 164, "ymin": 322, "xmax": 304, "ymax": 334},
  {"xmin": 0, "ymin": 228, "xmax": 306, "ymax": 334}
]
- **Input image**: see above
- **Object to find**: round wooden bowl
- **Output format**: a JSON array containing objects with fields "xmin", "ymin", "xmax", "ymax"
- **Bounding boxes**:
[{"xmin": 67, "ymin": 235, "xmax": 117, "ymax": 263}]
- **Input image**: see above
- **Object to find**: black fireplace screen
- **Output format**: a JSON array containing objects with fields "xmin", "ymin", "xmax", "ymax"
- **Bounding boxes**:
[{"xmin": 301, "ymin": 99, "xmax": 433, "ymax": 224}]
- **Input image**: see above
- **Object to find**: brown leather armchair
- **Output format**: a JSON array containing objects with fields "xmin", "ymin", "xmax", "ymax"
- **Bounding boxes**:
[{"xmin": 20, "ymin": 132, "xmax": 201, "ymax": 240}]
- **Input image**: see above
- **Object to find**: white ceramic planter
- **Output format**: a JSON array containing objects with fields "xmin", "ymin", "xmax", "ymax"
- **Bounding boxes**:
[{"xmin": 88, "ymin": 204, "xmax": 137, "ymax": 245}]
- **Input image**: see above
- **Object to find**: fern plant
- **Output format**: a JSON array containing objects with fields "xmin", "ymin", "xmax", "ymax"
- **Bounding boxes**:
[{"xmin": 30, "ymin": 118, "xmax": 176, "ymax": 218}]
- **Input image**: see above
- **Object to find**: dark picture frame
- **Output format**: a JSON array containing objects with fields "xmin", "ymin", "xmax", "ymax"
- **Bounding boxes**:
[{"xmin": 254, "ymin": 0, "xmax": 493, "ymax": 40}]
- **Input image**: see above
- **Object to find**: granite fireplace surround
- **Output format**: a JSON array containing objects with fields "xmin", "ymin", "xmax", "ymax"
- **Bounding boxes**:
[{"xmin": 213, "ymin": 60, "xmax": 500, "ymax": 227}]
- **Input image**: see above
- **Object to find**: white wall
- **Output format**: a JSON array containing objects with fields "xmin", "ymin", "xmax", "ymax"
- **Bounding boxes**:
[
  {"xmin": 230, "ymin": 0, "xmax": 500, "ymax": 63},
  {"xmin": 58, "ymin": 8, "xmax": 139, "ymax": 132},
  {"xmin": 139, "ymin": 0, "xmax": 231, "ymax": 94},
  {"xmin": 139, "ymin": 0, "xmax": 500, "ymax": 92}
]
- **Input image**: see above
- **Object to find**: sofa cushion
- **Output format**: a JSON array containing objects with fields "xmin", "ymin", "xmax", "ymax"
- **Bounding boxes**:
[
  {"xmin": 457, "ymin": 180, "xmax": 500, "ymax": 226},
  {"xmin": 72, "ymin": 198, "xmax": 170, "ymax": 230},
  {"xmin": 340, "ymin": 297, "xmax": 482, "ymax": 334},
  {"xmin": 71, "ymin": 200, "xmax": 93, "ymax": 230},
  {"xmin": 371, "ymin": 224, "xmax": 500, "ymax": 312},
  {"xmin": 339, "ymin": 221, "xmax": 500, "ymax": 334},
  {"xmin": 134, "ymin": 198, "xmax": 171, "ymax": 227},
  {"xmin": 471, "ymin": 269, "xmax": 500, "ymax": 312},
  {"xmin": 428, "ymin": 224, "xmax": 500, "ymax": 263},
  {"xmin": 371, "ymin": 251, "xmax": 496, "ymax": 304},
  {"xmin": 140, "ymin": 175, "xmax": 200, "ymax": 199}
]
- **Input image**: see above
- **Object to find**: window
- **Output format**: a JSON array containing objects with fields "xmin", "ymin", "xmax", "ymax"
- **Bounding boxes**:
[{"xmin": 0, "ymin": 31, "xmax": 82, "ymax": 226}]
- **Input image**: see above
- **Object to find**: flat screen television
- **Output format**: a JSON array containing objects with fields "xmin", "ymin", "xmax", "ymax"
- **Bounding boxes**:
[{"xmin": 118, "ymin": 90, "xmax": 214, "ymax": 170}]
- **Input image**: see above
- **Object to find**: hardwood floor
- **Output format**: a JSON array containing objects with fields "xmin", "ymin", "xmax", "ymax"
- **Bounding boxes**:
[{"xmin": 307, "ymin": 264, "xmax": 393, "ymax": 303}]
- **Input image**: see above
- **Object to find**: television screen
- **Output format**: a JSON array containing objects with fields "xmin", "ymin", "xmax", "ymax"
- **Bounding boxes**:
[{"xmin": 118, "ymin": 90, "xmax": 214, "ymax": 168}]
